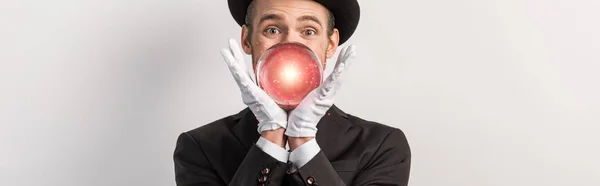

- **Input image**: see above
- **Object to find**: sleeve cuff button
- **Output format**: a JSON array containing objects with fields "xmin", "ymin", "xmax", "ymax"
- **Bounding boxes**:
[
  {"xmin": 261, "ymin": 167, "xmax": 270, "ymax": 175},
  {"xmin": 258, "ymin": 175, "xmax": 267, "ymax": 183},
  {"xmin": 306, "ymin": 176, "xmax": 317, "ymax": 185}
]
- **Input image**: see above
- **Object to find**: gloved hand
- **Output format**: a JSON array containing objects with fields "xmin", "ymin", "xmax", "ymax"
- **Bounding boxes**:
[
  {"xmin": 285, "ymin": 44, "xmax": 357, "ymax": 137},
  {"xmin": 221, "ymin": 39, "xmax": 288, "ymax": 134}
]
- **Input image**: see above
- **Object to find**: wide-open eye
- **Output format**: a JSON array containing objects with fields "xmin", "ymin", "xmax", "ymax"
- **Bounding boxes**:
[
  {"xmin": 265, "ymin": 27, "xmax": 281, "ymax": 35},
  {"xmin": 303, "ymin": 29, "xmax": 316, "ymax": 36}
]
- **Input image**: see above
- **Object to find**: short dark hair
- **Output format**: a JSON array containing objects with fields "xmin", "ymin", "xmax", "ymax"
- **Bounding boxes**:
[{"xmin": 244, "ymin": 1, "xmax": 335, "ymax": 37}]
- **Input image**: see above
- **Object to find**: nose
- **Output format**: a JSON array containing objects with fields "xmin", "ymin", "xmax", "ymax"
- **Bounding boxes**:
[{"xmin": 281, "ymin": 31, "xmax": 305, "ymax": 45}]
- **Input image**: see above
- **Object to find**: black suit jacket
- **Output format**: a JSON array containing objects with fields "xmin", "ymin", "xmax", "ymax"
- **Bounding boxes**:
[{"xmin": 173, "ymin": 105, "xmax": 411, "ymax": 185}]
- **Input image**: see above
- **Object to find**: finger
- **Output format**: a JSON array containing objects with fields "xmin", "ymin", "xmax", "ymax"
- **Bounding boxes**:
[
  {"xmin": 332, "ymin": 44, "xmax": 356, "ymax": 78},
  {"xmin": 228, "ymin": 39, "xmax": 257, "ymax": 83},
  {"xmin": 220, "ymin": 48, "xmax": 236, "ymax": 70},
  {"xmin": 229, "ymin": 39, "xmax": 245, "ymax": 69},
  {"xmin": 329, "ymin": 62, "xmax": 346, "ymax": 83},
  {"xmin": 333, "ymin": 45, "xmax": 349, "ymax": 69},
  {"xmin": 340, "ymin": 44, "xmax": 356, "ymax": 67},
  {"xmin": 339, "ymin": 45, "xmax": 349, "ymax": 58},
  {"xmin": 221, "ymin": 48, "xmax": 244, "ymax": 81},
  {"xmin": 319, "ymin": 62, "xmax": 345, "ymax": 94},
  {"xmin": 222, "ymin": 48, "xmax": 254, "ymax": 88},
  {"xmin": 229, "ymin": 39, "xmax": 245, "ymax": 64},
  {"xmin": 248, "ymin": 65, "xmax": 257, "ymax": 84},
  {"xmin": 329, "ymin": 47, "xmax": 353, "ymax": 79},
  {"xmin": 318, "ymin": 45, "xmax": 356, "ymax": 95}
]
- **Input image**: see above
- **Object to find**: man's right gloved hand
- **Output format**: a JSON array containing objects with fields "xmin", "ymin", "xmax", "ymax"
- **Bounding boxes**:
[{"xmin": 220, "ymin": 39, "xmax": 288, "ymax": 134}]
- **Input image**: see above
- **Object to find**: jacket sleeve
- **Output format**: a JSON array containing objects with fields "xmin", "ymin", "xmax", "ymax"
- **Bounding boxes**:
[
  {"xmin": 291, "ymin": 129, "xmax": 412, "ymax": 186},
  {"xmin": 173, "ymin": 132, "xmax": 289, "ymax": 186}
]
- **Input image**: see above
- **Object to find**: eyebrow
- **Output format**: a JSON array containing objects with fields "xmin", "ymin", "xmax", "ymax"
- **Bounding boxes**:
[
  {"xmin": 258, "ymin": 13, "xmax": 283, "ymax": 25},
  {"xmin": 257, "ymin": 14, "xmax": 323, "ymax": 28},
  {"xmin": 297, "ymin": 15, "xmax": 323, "ymax": 28}
]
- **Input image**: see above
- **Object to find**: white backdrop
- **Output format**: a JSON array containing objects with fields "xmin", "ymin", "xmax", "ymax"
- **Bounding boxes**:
[{"xmin": 1, "ymin": 0, "xmax": 599, "ymax": 186}]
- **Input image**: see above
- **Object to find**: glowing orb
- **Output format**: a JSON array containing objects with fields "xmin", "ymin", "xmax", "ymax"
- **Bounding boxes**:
[{"xmin": 256, "ymin": 42, "xmax": 323, "ymax": 110}]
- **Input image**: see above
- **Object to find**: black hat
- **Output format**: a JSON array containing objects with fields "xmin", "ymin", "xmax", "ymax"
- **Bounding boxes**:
[{"xmin": 227, "ymin": 0, "xmax": 360, "ymax": 45}]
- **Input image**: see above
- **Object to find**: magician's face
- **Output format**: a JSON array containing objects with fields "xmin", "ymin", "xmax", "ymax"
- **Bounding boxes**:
[{"xmin": 240, "ymin": 0, "xmax": 340, "ymax": 73}]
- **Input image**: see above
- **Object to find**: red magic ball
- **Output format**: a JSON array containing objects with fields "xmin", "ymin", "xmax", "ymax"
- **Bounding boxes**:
[{"xmin": 256, "ymin": 42, "xmax": 323, "ymax": 110}]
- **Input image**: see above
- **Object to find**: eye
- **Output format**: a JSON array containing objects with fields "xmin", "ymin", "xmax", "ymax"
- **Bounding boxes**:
[
  {"xmin": 265, "ymin": 27, "xmax": 281, "ymax": 35},
  {"xmin": 303, "ymin": 29, "xmax": 316, "ymax": 36}
]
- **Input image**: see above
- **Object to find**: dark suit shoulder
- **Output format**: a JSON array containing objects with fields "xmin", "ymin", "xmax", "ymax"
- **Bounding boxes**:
[
  {"xmin": 340, "ymin": 112, "xmax": 410, "ymax": 161},
  {"xmin": 346, "ymin": 113, "xmax": 405, "ymax": 138},
  {"xmin": 182, "ymin": 110, "xmax": 243, "ymax": 143}
]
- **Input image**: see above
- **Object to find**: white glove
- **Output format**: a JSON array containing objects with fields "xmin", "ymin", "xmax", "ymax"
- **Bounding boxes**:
[
  {"xmin": 285, "ymin": 44, "xmax": 357, "ymax": 137},
  {"xmin": 220, "ymin": 39, "xmax": 288, "ymax": 134}
]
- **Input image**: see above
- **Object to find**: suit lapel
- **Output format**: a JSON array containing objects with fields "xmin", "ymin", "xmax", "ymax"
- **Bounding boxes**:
[
  {"xmin": 232, "ymin": 107, "xmax": 260, "ymax": 151},
  {"xmin": 315, "ymin": 104, "xmax": 354, "ymax": 161},
  {"xmin": 221, "ymin": 107, "xmax": 260, "ymax": 184}
]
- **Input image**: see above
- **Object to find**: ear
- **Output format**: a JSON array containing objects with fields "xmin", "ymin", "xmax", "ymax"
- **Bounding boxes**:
[
  {"xmin": 325, "ymin": 28, "xmax": 340, "ymax": 59},
  {"xmin": 241, "ymin": 25, "xmax": 252, "ymax": 55}
]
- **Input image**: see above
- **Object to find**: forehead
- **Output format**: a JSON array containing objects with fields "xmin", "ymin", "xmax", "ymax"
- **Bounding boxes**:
[{"xmin": 252, "ymin": 0, "xmax": 329, "ymax": 21}]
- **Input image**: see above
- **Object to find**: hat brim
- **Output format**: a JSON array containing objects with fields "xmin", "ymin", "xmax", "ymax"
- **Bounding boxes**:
[{"xmin": 227, "ymin": 0, "xmax": 360, "ymax": 45}]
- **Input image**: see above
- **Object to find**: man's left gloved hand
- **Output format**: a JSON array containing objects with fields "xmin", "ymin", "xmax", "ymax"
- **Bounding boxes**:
[
  {"xmin": 221, "ymin": 39, "xmax": 289, "ymax": 134},
  {"xmin": 285, "ymin": 44, "xmax": 357, "ymax": 138}
]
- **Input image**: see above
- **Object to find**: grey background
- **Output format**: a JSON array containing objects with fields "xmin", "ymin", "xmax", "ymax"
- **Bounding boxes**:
[{"xmin": 1, "ymin": 0, "xmax": 599, "ymax": 186}]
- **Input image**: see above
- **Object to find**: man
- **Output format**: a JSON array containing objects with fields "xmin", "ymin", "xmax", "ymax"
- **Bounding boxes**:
[{"xmin": 173, "ymin": 0, "xmax": 411, "ymax": 185}]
